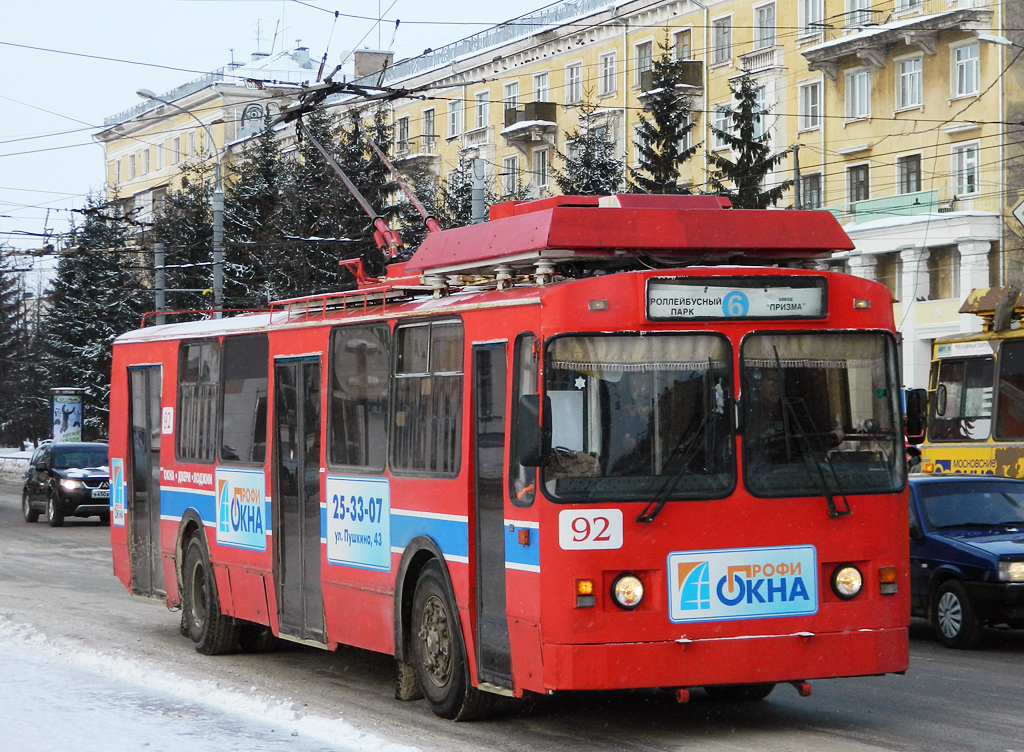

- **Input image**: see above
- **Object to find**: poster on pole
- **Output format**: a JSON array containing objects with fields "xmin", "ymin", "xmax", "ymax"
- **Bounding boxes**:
[{"xmin": 51, "ymin": 388, "xmax": 84, "ymax": 442}]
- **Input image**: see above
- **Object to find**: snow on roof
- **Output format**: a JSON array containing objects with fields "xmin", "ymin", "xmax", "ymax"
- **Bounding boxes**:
[
  {"xmin": 802, "ymin": 10, "xmax": 966, "ymax": 55},
  {"xmin": 842, "ymin": 210, "xmax": 999, "ymax": 234}
]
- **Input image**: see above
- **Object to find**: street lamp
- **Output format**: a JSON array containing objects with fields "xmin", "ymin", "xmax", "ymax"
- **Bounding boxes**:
[{"xmin": 136, "ymin": 88, "xmax": 224, "ymax": 317}]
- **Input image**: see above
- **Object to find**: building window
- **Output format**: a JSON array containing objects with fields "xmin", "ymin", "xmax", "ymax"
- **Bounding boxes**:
[
  {"xmin": 713, "ymin": 105, "xmax": 731, "ymax": 150},
  {"xmin": 898, "ymin": 154, "xmax": 922, "ymax": 194},
  {"xmin": 953, "ymin": 43, "xmax": 980, "ymax": 97},
  {"xmin": 928, "ymin": 246, "xmax": 960, "ymax": 301},
  {"xmin": 847, "ymin": 0, "xmax": 871, "ymax": 26},
  {"xmin": 711, "ymin": 17, "xmax": 732, "ymax": 64},
  {"xmin": 172, "ymin": 137, "xmax": 181, "ymax": 164},
  {"xmin": 113, "ymin": 159, "xmax": 121, "ymax": 184},
  {"xmin": 847, "ymin": 164, "xmax": 870, "ymax": 202},
  {"xmin": 752, "ymin": 85, "xmax": 767, "ymax": 140},
  {"xmin": 599, "ymin": 53, "xmax": 616, "ymax": 95},
  {"xmin": 674, "ymin": 29, "xmax": 692, "ymax": 60},
  {"xmin": 396, "ymin": 116, "xmax": 410, "ymax": 154},
  {"xmin": 188, "ymin": 131, "xmax": 196, "ymax": 157},
  {"xmin": 566, "ymin": 64, "xmax": 582, "ymax": 104},
  {"xmin": 129, "ymin": 153, "xmax": 136, "ymax": 180},
  {"xmin": 502, "ymin": 155, "xmax": 519, "ymax": 196},
  {"xmin": 391, "ymin": 320, "xmax": 464, "ymax": 475},
  {"xmin": 157, "ymin": 142, "xmax": 166, "ymax": 170},
  {"xmin": 897, "ymin": 57, "xmax": 922, "ymax": 109},
  {"xmin": 533, "ymin": 72, "xmax": 549, "ymax": 102},
  {"xmin": 142, "ymin": 148, "xmax": 150, "ymax": 175},
  {"xmin": 474, "ymin": 91, "xmax": 489, "ymax": 130},
  {"xmin": 845, "ymin": 69, "xmax": 871, "ymax": 120},
  {"xmin": 754, "ymin": 4, "xmax": 776, "ymax": 50},
  {"xmin": 875, "ymin": 252, "xmax": 902, "ymax": 300},
  {"xmin": 800, "ymin": 0, "xmax": 824, "ymax": 36},
  {"xmin": 532, "ymin": 148, "xmax": 549, "ymax": 188},
  {"xmin": 422, "ymin": 109, "xmax": 436, "ymax": 153},
  {"xmin": 896, "ymin": 0, "xmax": 922, "ymax": 10},
  {"xmin": 953, "ymin": 142, "xmax": 980, "ymax": 195},
  {"xmin": 328, "ymin": 324, "xmax": 390, "ymax": 469},
  {"xmin": 635, "ymin": 41, "xmax": 653, "ymax": 85},
  {"xmin": 448, "ymin": 99, "xmax": 462, "ymax": 137},
  {"xmin": 799, "ymin": 81, "xmax": 821, "ymax": 130},
  {"xmin": 503, "ymin": 81, "xmax": 519, "ymax": 110},
  {"xmin": 801, "ymin": 173, "xmax": 822, "ymax": 209}
]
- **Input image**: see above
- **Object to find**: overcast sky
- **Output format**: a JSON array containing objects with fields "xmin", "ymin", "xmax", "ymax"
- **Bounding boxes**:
[{"xmin": 0, "ymin": 0, "xmax": 550, "ymax": 281}]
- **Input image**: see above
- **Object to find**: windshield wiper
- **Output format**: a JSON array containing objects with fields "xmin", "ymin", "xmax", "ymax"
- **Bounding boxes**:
[{"xmin": 774, "ymin": 348, "xmax": 851, "ymax": 518}]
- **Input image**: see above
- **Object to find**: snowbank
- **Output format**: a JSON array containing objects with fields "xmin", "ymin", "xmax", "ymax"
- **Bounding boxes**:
[{"xmin": 0, "ymin": 448, "xmax": 31, "ymax": 482}]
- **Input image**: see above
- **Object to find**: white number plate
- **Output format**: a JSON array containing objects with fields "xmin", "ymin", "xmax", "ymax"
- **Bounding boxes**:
[
  {"xmin": 91, "ymin": 489, "xmax": 110, "ymax": 499},
  {"xmin": 558, "ymin": 509, "xmax": 623, "ymax": 550}
]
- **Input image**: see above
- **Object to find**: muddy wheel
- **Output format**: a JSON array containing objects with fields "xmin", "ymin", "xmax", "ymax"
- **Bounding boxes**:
[
  {"xmin": 411, "ymin": 561, "xmax": 493, "ymax": 720},
  {"xmin": 22, "ymin": 492, "xmax": 39, "ymax": 523},
  {"xmin": 46, "ymin": 493, "xmax": 65, "ymax": 527},
  {"xmin": 181, "ymin": 534, "xmax": 238, "ymax": 655}
]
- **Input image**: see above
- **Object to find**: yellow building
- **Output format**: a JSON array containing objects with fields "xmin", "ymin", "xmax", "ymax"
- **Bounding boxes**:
[{"xmin": 97, "ymin": 1, "xmax": 1016, "ymax": 388}]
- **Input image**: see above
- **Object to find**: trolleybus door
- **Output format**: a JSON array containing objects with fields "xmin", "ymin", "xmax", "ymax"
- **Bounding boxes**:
[
  {"xmin": 128, "ymin": 366, "xmax": 165, "ymax": 598},
  {"xmin": 273, "ymin": 357, "xmax": 326, "ymax": 643},
  {"xmin": 472, "ymin": 343, "xmax": 513, "ymax": 687}
]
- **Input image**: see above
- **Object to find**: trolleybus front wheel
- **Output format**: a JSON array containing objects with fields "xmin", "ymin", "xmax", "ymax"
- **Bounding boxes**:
[
  {"xmin": 182, "ymin": 534, "xmax": 238, "ymax": 655},
  {"xmin": 411, "ymin": 560, "xmax": 493, "ymax": 721}
]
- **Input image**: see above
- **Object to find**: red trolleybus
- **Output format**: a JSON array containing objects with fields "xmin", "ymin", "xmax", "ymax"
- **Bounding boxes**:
[{"xmin": 109, "ymin": 195, "xmax": 908, "ymax": 720}]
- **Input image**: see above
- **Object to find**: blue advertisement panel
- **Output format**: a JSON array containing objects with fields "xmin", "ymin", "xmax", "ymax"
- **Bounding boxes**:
[
  {"xmin": 325, "ymin": 475, "xmax": 391, "ymax": 571},
  {"xmin": 215, "ymin": 468, "xmax": 268, "ymax": 551},
  {"xmin": 51, "ymin": 388, "xmax": 84, "ymax": 442},
  {"xmin": 110, "ymin": 457, "xmax": 126, "ymax": 527},
  {"xmin": 667, "ymin": 545, "xmax": 818, "ymax": 623}
]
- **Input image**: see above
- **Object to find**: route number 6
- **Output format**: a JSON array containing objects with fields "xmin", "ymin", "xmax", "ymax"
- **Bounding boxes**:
[{"xmin": 558, "ymin": 509, "xmax": 623, "ymax": 550}]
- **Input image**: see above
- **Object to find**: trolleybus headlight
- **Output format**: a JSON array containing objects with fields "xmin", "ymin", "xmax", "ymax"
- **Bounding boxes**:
[
  {"xmin": 831, "ymin": 565, "xmax": 863, "ymax": 599},
  {"xmin": 999, "ymin": 561, "xmax": 1024, "ymax": 582},
  {"xmin": 61, "ymin": 479, "xmax": 84, "ymax": 491},
  {"xmin": 611, "ymin": 574, "xmax": 644, "ymax": 610}
]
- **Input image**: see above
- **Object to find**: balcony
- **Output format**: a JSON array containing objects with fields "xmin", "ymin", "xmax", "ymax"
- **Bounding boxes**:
[
  {"xmin": 393, "ymin": 136, "xmax": 441, "ymax": 175},
  {"xmin": 801, "ymin": 2, "xmax": 992, "ymax": 79},
  {"xmin": 501, "ymin": 102, "xmax": 558, "ymax": 148},
  {"xmin": 825, "ymin": 189, "xmax": 940, "ymax": 225},
  {"xmin": 738, "ymin": 46, "xmax": 784, "ymax": 74},
  {"xmin": 463, "ymin": 126, "xmax": 493, "ymax": 148},
  {"xmin": 637, "ymin": 62, "xmax": 704, "ymax": 111}
]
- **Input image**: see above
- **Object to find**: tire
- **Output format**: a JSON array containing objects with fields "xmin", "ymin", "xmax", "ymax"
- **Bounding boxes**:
[
  {"xmin": 181, "ymin": 534, "xmax": 238, "ymax": 655},
  {"xmin": 22, "ymin": 492, "xmax": 39, "ymax": 523},
  {"xmin": 411, "ymin": 561, "xmax": 493, "ymax": 721},
  {"xmin": 933, "ymin": 580, "xmax": 982, "ymax": 649},
  {"xmin": 46, "ymin": 493, "xmax": 65, "ymax": 527},
  {"xmin": 705, "ymin": 683, "xmax": 776, "ymax": 701}
]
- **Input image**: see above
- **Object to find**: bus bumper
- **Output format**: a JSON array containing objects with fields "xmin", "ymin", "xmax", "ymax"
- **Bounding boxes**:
[{"xmin": 543, "ymin": 627, "xmax": 908, "ymax": 691}]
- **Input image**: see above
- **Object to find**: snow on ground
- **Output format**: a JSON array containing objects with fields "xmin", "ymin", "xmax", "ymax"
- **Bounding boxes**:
[
  {"xmin": 0, "ymin": 616, "xmax": 419, "ymax": 752},
  {"xmin": 0, "ymin": 447, "xmax": 31, "ymax": 481}
]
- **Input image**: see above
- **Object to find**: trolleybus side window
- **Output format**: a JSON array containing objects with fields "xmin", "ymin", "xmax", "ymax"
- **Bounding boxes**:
[
  {"xmin": 328, "ymin": 324, "xmax": 391, "ymax": 470},
  {"xmin": 929, "ymin": 356, "xmax": 994, "ymax": 442},
  {"xmin": 177, "ymin": 340, "xmax": 220, "ymax": 462},
  {"xmin": 543, "ymin": 333, "xmax": 733, "ymax": 502},
  {"xmin": 741, "ymin": 331, "xmax": 903, "ymax": 497},
  {"xmin": 510, "ymin": 333, "xmax": 538, "ymax": 507},
  {"xmin": 392, "ymin": 319, "xmax": 464, "ymax": 475},
  {"xmin": 996, "ymin": 341, "xmax": 1024, "ymax": 440},
  {"xmin": 220, "ymin": 335, "xmax": 269, "ymax": 464}
]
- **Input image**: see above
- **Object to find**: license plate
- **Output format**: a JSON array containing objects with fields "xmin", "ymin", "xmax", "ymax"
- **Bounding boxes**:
[{"xmin": 91, "ymin": 489, "xmax": 110, "ymax": 499}]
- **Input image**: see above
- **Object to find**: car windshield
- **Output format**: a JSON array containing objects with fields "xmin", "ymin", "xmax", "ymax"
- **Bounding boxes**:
[
  {"xmin": 741, "ymin": 332, "xmax": 903, "ymax": 497},
  {"xmin": 51, "ymin": 445, "xmax": 108, "ymax": 469},
  {"xmin": 918, "ymin": 480, "xmax": 1024, "ymax": 529},
  {"xmin": 543, "ymin": 334, "xmax": 733, "ymax": 502}
]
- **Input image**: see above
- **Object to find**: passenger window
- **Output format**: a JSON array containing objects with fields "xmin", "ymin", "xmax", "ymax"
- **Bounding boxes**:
[{"xmin": 328, "ymin": 324, "xmax": 390, "ymax": 470}]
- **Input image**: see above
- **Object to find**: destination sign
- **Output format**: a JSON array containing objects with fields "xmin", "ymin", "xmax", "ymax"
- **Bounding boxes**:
[{"xmin": 647, "ymin": 278, "xmax": 826, "ymax": 320}]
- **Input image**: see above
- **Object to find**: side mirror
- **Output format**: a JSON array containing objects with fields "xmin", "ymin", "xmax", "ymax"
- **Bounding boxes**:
[
  {"xmin": 515, "ymin": 394, "xmax": 551, "ymax": 467},
  {"xmin": 904, "ymin": 388, "xmax": 927, "ymax": 443},
  {"xmin": 35, "ymin": 461, "xmax": 47, "ymax": 472}
]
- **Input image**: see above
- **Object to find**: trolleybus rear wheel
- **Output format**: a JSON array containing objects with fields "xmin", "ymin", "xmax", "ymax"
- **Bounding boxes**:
[
  {"xmin": 182, "ymin": 534, "xmax": 238, "ymax": 655},
  {"xmin": 411, "ymin": 560, "xmax": 493, "ymax": 721}
]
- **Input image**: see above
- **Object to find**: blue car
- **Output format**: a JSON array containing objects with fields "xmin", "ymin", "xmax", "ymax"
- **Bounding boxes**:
[{"xmin": 909, "ymin": 475, "xmax": 1024, "ymax": 648}]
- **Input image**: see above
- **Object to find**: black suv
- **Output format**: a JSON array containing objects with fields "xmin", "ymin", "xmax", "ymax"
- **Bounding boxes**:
[{"xmin": 22, "ymin": 442, "xmax": 110, "ymax": 526}]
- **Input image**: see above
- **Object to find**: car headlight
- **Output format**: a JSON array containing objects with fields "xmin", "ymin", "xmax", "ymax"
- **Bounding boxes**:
[
  {"xmin": 611, "ymin": 573, "xmax": 644, "ymax": 610},
  {"xmin": 831, "ymin": 565, "xmax": 863, "ymax": 599},
  {"xmin": 999, "ymin": 561, "xmax": 1024, "ymax": 582},
  {"xmin": 61, "ymin": 479, "xmax": 84, "ymax": 491}
]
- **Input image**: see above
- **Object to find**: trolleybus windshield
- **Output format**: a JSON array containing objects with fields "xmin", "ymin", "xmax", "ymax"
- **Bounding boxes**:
[
  {"xmin": 543, "ymin": 333, "xmax": 734, "ymax": 501},
  {"xmin": 741, "ymin": 331, "xmax": 903, "ymax": 497}
]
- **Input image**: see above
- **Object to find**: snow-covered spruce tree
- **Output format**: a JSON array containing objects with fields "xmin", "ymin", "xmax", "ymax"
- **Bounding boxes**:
[
  {"xmin": 628, "ymin": 37, "xmax": 698, "ymax": 194},
  {"xmin": 40, "ymin": 196, "xmax": 146, "ymax": 439},
  {"xmin": 0, "ymin": 250, "xmax": 46, "ymax": 444},
  {"xmin": 707, "ymin": 73, "xmax": 792, "ymax": 209},
  {"xmin": 553, "ymin": 97, "xmax": 624, "ymax": 196},
  {"xmin": 149, "ymin": 163, "xmax": 215, "ymax": 312},
  {"xmin": 223, "ymin": 114, "xmax": 286, "ymax": 309}
]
